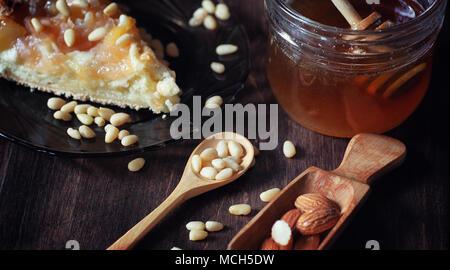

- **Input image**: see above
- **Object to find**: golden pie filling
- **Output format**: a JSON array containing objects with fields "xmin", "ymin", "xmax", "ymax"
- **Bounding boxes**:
[{"xmin": 0, "ymin": 0, "xmax": 181, "ymax": 113}]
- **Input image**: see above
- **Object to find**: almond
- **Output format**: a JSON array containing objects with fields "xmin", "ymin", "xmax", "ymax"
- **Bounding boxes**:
[
  {"xmin": 280, "ymin": 209, "xmax": 302, "ymax": 231},
  {"xmin": 294, "ymin": 235, "xmax": 321, "ymax": 250},
  {"xmin": 294, "ymin": 193, "xmax": 340, "ymax": 213},
  {"xmin": 296, "ymin": 207, "xmax": 340, "ymax": 235},
  {"xmin": 271, "ymin": 220, "xmax": 293, "ymax": 249},
  {"xmin": 260, "ymin": 238, "xmax": 281, "ymax": 250}
]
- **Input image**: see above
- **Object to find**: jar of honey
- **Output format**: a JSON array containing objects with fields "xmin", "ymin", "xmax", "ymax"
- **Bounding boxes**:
[{"xmin": 265, "ymin": 0, "xmax": 447, "ymax": 138}]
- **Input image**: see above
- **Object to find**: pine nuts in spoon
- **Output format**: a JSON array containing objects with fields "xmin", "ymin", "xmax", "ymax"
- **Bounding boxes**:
[
  {"xmin": 200, "ymin": 148, "xmax": 218, "ymax": 161},
  {"xmin": 110, "ymin": 113, "xmax": 131, "ymax": 127},
  {"xmin": 216, "ymin": 44, "xmax": 238, "ymax": 56},
  {"xmin": 79, "ymin": 125, "xmax": 96, "ymax": 139},
  {"xmin": 121, "ymin": 135, "xmax": 139, "ymax": 146},
  {"xmin": 216, "ymin": 140, "xmax": 229, "ymax": 157},
  {"xmin": 200, "ymin": 167, "xmax": 218, "ymax": 180},
  {"xmin": 215, "ymin": 168, "xmax": 233, "ymax": 181},
  {"xmin": 47, "ymin": 97, "xmax": 66, "ymax": 110},
  {"xmin": 67, "ymin": 128, "xmax": 81, "ymax": 140},
  {"xmin": 212, "ymin": 158, "xmax": 226, "ymax": 170},
  {"xmin": 228, "ymin": 141, "xmax": 244, "ymax": 158},
  {"xmin": 191, "ymin": 154, "xmax": 203, "ymax": 173}
]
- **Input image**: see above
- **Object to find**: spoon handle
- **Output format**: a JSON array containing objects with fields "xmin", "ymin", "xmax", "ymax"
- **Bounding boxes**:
[
  {"xmin": 333, "ymin": 133, "xmax": 406, "ymax": 185},
  {"xmin": 107, "ymin": 187, "xmax": 188, "ymax": 250}
]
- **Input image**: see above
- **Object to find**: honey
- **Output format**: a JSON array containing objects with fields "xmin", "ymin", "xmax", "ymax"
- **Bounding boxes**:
[{"xmin": 265, "ymin": 0, "xmax": 446, "ymax": 137}]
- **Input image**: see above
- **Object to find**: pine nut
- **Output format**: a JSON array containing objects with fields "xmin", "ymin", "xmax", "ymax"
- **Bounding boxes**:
[
  {"xmin": 79, "ymin": 125, "xmax": 96, "ymax": 139},
  {"xmin": 150, "ymin": 39, "xmax": 164, "ymax": 60},
  {"xmin": 98, "ymin": 107, "xmax": 115, "ymax": 121},
  {"xmin": 118, "ymin": 14, "xmax": 131, "ymax": 27},
  {"xmin": 74, "ymin": 104, "xmax": 90, "ymax": 114},
  {"xmin": 189, "ymin": 230, "xmax": 208, "ymax": 241},
  {"xmin": 186, "ymin": 221, "xmax": 205, "ymax": 231},
  {"xmin": 200, "ymin": 167, "xmax": 217, "ymax": 180},
  {"xmin": 128, "ymin": 158, "xmax": 146, "ymax": 172},
  {"xmin": 115, "ymin": 33, "xmax": 133, "ymax": 46},
  {"xmin": 103, "ymin": 2, "xmax": 118, "ymax": 16},
  {"xmin": 216, "ymin": 140, "xmax": 229, "ymax": 157},
  {"xmin": 215, "ymin": 3, "xmax": 230, "ymax": 21},
  {"xmin": 229, "ymin": 204, "xmax": 251, "ymax": 216},
  {"xmin": 189, "ymin": 17, "xmax": 203, "ymax": 27},
  {"xmin": 67, "ymin": 128, "xmax": 81, "ymax": 140},
  {"xmin": 202, "ymin": 0, "xmax": 216, "ymax": 14},
  {"xmin": 105, "ymin": 126, "xmax": 119, "ymax": 143},
  {"xmin": 104, "ymin": 124, "xmax": 115, "ymax": 133},
  {"xmin": 118, "ymin": 130, "xmax": 130, "ymax": 140},
  {"xmin": 215, "ymin": 168, "xmax": 233, "ymax": 181},
  {"xmin": 60, "ymin": 101, "xmax": 77, "ymax": 113},
  {"xmin": 203, "ymin": 15, "xmax": 217, "ymax": 30},
  {"xmin": 260, "ymin": 188, "xmax": 281, "ymax": 203},
  {"xmin": 110, "ymin": 112, "xmax": 131, "ymax": 127},
  {"xmin": 56, "ymin": 0, "xmax": 70, "ymax": 16},
  {"xmin": 76, "ymin": 114, "xmax": 94, "ymax": 125},
  {"xmin": 47, "ymin": 97, "xmax": 66, "ymax": 110},
  {"xmin": 222, "ymin": 156, "xmax": 241, "ymax": 172},
  {"xmin": 121, "ymin": 135, "xmax": 139, "ymax": 146},
  {"xmin": 191, "ymin": 154, "xmax": 202, "ymax": 173},
  {"xmin": 94, "ymin": 117, "xmax": 105, "ymax": 127},
  {"xmin": 228, "ymin": 141, "xmax": 244, "ymax": 158},
  {"xmin": 166, "ymin": 42, "xmax": 179, "ymax": 58},
  {"xmin": 216, "ymin": 44, "xmax": 238, "ymax": 56},
  {"xmin": 210, "ymin": 62, "xmax": 225, "ymax": 74},
  {"xmin": 72, "ymin": 0, "xmax": 89, "ymax": 8},
  {"xmin": 200, "ymin": 148, "xmax": 218, "ymax": 161},
  {"xmin": 88, "ymin": 27, "xmax": 108, "ymax": 41},
  {"xmin": 31, "ymin": 18, "xmax": 43, "ymax": 32},
  {"xmin": 193, "ymin": 8, "xmax": 207, "ymax": 20},
  {"xmin": 205, "ymin": 221, "xmax": 224, "ymax": 232},
  {"xmin": 84, "ymin": 11, "xmax": 94, "ymax": 26},
  {"xmin": 283, "ymin": 140, "xmax": 296, "ymax": 158},
  {"xmin": 87, "ymin": 106, "xmax": 99, "ymax": 117},
  {"xmin": 64, "ymin": 29, "xmax": 75, "ymax": 47},
  {"xmin": 171, "ymin": 247, "xmax": 182, "ymax": 250},
  {"xmin": 211, "ymin": 158, "xmax": 226, "ymax": 170},
  {"xmin": 205, "ymin": 95, "xmax": 223, "ymax": 109},
  {"xmin": 53, "ymin": 111, "xmax": 72, "ymax": 121}
]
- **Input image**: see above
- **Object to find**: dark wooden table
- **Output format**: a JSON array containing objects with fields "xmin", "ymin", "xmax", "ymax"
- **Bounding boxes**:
[{"xmin": 0, "ymin": 1, "xmax": 448, "ymax": 250}]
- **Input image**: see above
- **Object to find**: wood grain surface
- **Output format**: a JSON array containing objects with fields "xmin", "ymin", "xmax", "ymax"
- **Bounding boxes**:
[{"xmin": 0, "ymin": 0, "xmax": 448, "ymax": 250}]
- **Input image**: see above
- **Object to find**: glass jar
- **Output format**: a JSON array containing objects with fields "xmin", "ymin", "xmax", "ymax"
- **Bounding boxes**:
[{"xmin": 265, "ymin": 0, "xmax": 447, "ymax": 138}]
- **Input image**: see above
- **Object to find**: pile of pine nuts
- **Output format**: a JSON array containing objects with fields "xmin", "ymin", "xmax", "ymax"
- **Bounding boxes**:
[
  {"xmin": 192, "ymin": 139, "xmax": 247, "ymax": 181},
  {"xmin": 188, "ymin": 0, "xmax": 230, "ymax": 30},
  {"xmin": 47, "ymin": 97, "xmax": 139, "ymax": 147},
  {"xmin": 186, "ymin": 220, "xmax": 224, "ymax": 241}
]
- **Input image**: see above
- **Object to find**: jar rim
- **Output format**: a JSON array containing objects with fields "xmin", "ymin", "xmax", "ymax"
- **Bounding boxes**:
[{"xmin": 272, "ymin": 0, "xmax": 446, "ymax": 36}]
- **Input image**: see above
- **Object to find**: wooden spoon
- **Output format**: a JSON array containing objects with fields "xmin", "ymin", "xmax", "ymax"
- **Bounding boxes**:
[
  {"xmin": 228, "ymin": 133, "xmax": 406, "ymax": 250},
  {"xmin": 107, "ymin": 132, "xmax": 255, "ymax": 250}
]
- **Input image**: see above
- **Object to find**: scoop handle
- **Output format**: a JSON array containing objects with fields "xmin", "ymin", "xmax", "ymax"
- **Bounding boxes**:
[{"xmin": 333, "ymin": 133, "xmax": 406, "ymax": 185}]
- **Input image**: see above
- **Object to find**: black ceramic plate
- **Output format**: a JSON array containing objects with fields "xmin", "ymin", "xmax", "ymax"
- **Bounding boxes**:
[{"xmin": 0, "ymin": 0, "xmax": 250, "ymax": 157}]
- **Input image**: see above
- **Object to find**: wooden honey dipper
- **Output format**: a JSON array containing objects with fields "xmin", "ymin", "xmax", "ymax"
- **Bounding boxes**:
[
  {"xmin": 331, "ymin": 0, "xmax": 391, "ymax": 31},
  {"xmin": 331, "ymin": 0, "xmax": 427, "ymax": 99}
]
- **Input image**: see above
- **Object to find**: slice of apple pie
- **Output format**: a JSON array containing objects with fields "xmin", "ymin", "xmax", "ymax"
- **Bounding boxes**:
[{"xmin": 0, "ymin": 0, "xmax": 181, "ymax": 113}]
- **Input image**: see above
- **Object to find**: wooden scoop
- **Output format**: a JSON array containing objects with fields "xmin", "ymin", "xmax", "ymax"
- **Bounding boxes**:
[
  {"xmin": 107, "ymin": 132, "xmax": 255, "ymax": 250},
  {"xmin": 228, "ymin": 133, "xmax": 406, "ymax": 250}
]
